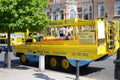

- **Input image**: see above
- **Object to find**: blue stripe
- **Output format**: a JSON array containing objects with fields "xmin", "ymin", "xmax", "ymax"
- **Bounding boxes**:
[
  {"xmin": 0, "ymin": 46, "xmax": 12, "ymax": 51},
  {"xmin": 25, "ymin": 54, "xmax": 39, "ymax": 61},
  {"xmin": 68, "ymin": 58, "xmax": 93, "ymax": 67},
  {"xmin": 14, "ymin": 53, "xmax": 93, "ymax": 67}
]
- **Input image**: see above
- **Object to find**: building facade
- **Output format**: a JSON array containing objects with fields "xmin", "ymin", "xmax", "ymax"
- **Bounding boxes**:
[
  {"xmin": 94, "ymin": 0, "xmax": 120, "ymax": 21},
  {"xmin": 94, "ymin": 0, "xmax": 120, "ymax": 20},
  {"xmin": 46, "ymin": 0, "xmax": 120, "ymax": 21},
  {"xmin": 46, "ymin": 0, "xmax": 93, "ymax": 20}
]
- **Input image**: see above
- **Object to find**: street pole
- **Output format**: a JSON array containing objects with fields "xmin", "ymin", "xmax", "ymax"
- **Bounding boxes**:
[
  {"xmin": 92, "ymin": 0, "xmax": 94, "ymax": 19},
  {"xmin": 75, "ymin": 59, "xmax": 80, "ymax": 80},
  {"xmin": 6, "ymin": 30, "xmax": 11, "ymax": 69},
  {"xmin": 4, "ymin": 51, "xmax": 8, "ymax": 67}
]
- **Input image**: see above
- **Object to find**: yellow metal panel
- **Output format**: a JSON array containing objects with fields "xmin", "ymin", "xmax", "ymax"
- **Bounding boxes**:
[
  {"xmin": 49, "ymin": 19, "xmax": 77, "ymax": 27},
  {"xmin": 12, "ymin": 18, "xmax": 120, "ymax": 61},
  {"xmin": 78, "ymin": 32, "xmax": 95, "ymax": 44},
  {"xmin": 97, "ymin": 46, "xmax": 107, "ymax": 55},
  {"xmin": 13, "ymin": 43, "xmax": 107, "ymax": 60}
]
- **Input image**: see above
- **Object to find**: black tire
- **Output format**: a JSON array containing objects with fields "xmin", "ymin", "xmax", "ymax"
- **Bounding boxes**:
[
  {"xmin": 60, "ymin": 57, "xmax": 73, "ymax": 71},
  {"xmin": 49, "ymin": 56, "xmax": 59, "ymax": 70},
  {"xmin": 117, "ymin": 48, "xmax": 120, "ymax": 59},
  {"xmin": 20, "ymin": 54, "xmax": 29, "ymax": 65}
]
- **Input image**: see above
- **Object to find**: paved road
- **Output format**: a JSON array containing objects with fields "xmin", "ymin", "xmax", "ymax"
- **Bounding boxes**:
[
  {"xmin": 86, "ymin": 55, "xmax": 116, "ymax": 80},
  {"xmin": 0, "ymin": 52, "xmax": 116, "ymax": 80}
]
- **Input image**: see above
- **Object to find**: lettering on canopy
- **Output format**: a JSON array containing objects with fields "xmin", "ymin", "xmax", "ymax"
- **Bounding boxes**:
[{"xmin": 50, "ymin": 19, "xmax": 76, "ymax": 26}]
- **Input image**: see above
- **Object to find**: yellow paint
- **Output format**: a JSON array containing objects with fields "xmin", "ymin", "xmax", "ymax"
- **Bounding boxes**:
[
  {"xmin": 61, "ymin": 58, "xmax": 70, "ymax": 69},
  {"xmin": 50, "ymin": 57, "xmax": 57, "ymax": 68},
  {"xmin": 13, "ymin": 18, "xmax": 120, "ymax": 60},
  {"xmin": 0, "ymin": 32, "xmax": 25, "ymax": 45},
  {"xmin": 20, "ymin": 55, "xmax": 27, "ymax": 63}
]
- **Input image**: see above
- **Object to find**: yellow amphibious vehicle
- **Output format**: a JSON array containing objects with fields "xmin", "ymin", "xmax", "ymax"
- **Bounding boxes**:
[
  {"xmin": 0, "ymin": 32, "xmax": 25, "ymax": 52},
  {"xmin": 13, "ymin": 18, "xmax": 120, "ymax": 71}
]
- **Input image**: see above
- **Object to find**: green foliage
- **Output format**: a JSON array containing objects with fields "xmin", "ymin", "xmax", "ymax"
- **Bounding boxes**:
[{"xmin": 0, "ymin": 0, "xmax": 49, "ymax": 32}]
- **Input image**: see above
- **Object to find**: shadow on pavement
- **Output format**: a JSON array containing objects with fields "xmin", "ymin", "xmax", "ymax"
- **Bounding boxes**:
[
  {"xmin": 51, "ymin": 66, "xmax": 105, "ymax": 76},
  {"xmin": 16, "ymin": 61, "xmax": 105, "ymax": 76},
  {"xmin": 0, "ymin": 61, "xmax": 5, "ymax": 68},
  {"xmin": 1, "ymin": 59, "xmax": 105, "ymax": 77},
  {"xmin": 79, "ymin": 66, "xmax": 105, "ymax": 76},
  {"xmin": 33, "ymin": 73, "xmax": 55, "ymax": 80},
  {"xmin": 11, "ymin": 59, "xmax": 31, "ymax": 70},
  {"xmin": 0, "ymin": 59, "xmax": 30, "ymax": 70}
]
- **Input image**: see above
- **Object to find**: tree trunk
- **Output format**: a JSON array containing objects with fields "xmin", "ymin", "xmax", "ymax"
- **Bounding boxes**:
[{"xmin": 5, "ymin": 30, "xmax": 11, "ymax": 69}]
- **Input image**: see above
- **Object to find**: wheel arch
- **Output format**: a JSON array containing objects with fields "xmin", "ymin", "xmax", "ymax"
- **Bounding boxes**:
[
  {"xmin": 16, "ymin": 52, "xmax": 24, "ymax": 57},
  {"xmin": 67, "ymin": 58, "xmax": 93, "ymax": 67}
]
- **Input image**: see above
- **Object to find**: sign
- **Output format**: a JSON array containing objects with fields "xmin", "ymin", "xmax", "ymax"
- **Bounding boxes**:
[
  {"xmin": 50, "ymin": 19, "xmax": 76, "ymax": 26},
  {"xmin": 78, "ymin": 32, "xmax": 95, "ymax": 44},
  {"xmin": 97, "ymin": 22, "xmax": 105, "ymax": 39}
]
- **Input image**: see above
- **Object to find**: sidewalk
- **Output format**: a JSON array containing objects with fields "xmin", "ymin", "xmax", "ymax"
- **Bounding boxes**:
[
  {"xmin": 0, "ymin": 52, "xmax": 95, "ymax": 80},
  {"xmin": 0, "ymin": 66, "xmax": 96, "ymax": 80}
]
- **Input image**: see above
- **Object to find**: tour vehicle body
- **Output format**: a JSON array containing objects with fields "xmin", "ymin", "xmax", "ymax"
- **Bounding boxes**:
[
  {"xmin": 13, "ymin": 18, "xmax": 120, "ymax": 70},
  {"xmin": 0, "ymin": 32, "xmax": 25, "ymax": 52}
]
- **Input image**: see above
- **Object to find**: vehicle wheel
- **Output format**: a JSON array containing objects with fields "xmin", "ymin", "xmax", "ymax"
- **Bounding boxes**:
[
  {"xmin": 20, "ymin": 54, "xmax": 29, "ymax": 65},
  {"xmin": 49, "ymin": 56, "xmax": 59, "ymax": 70},
  {"xmin": 60, "ymin": 57, "xmax": 72, "ymax": 71}
]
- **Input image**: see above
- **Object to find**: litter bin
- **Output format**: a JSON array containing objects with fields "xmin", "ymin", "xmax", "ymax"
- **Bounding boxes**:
[{"xmin": 114, "ymin": 48, "xmax": 120, "ymax": 80}]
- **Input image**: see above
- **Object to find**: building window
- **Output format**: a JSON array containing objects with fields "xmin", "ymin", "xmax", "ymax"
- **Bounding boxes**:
[
  {"xmin": 53, "ymin": 12, "xmax": 57, "ymax": 20},
  {"xmin": 77, "ymin": 7, "xmax": 82, "ymax": 12},
  {"xmin": 83, "ymin": 8, "xmax": 89, "ymax": 20},
  {"xmin": 54, "ymin": 0, "xmax": 59, "ymax": 3},
  {"xmin": 66, "ymin": 0, "xmax": 74, "ymax": 2},
  {"xmin": 60, "ymin": 11, "xmax": 64, "ymax": 20},
  {"xmin": 89, "ymin": 6, "xmax": 92, "ymax": 11},
  {"xmin": 98, "ymin": 2, "xmax": 104, "ymax": 18},
  {"xmin": 89, "ymin": 12, "xmax": 92, "ymax": 19},
  {"xmin": 114, "ymin": 0, "xmax": 120, "ymax": 16},
  {"xmin": 70, "ymin": 9, "xmax": 76, "ymax": 18},
  {"xmin": 47, "ymin": 12, "xmax": 49, "ymax": 17},
  {"xmin": 78, "ymin": 14, "xmax": 82, "ymax": 19},
  {"xmin": 47, "ymin": 12, "xmax": 51, "ymax": 19}
]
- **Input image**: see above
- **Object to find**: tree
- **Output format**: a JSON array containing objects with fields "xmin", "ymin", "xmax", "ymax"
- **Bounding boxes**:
[{"xmin": 0, "ymin": 0, "xmax": 49, "ymax": 68}]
